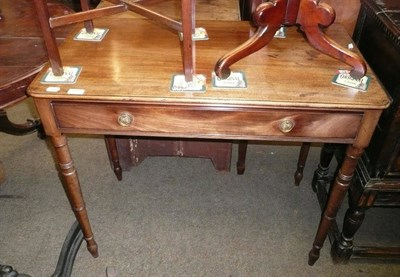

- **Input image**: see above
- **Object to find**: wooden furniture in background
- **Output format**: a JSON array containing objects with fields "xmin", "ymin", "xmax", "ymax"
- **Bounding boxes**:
[
  {"xmin": 0, "ymin": 0, "xmax": 74, "ymax": 136},
  {"xmin": 111, "ymin": 138, "xmax": 232, "ymax": 174},
  {"xmin": 0, "ymin": 0, "xmax": 74, "ymax": 187},
  {"xmin": 314, "ymin": 0, "xmax": 400, "ymax": 262},
  {"xmin": 28, "ymin": 10, "xmax": 389, "ymax": 267},
  {"xmin": 323, "ymin": 0, "xmax": 360, "ymax": 35}
]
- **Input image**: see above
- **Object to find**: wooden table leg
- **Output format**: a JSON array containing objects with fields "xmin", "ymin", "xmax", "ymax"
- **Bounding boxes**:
[
  {"xmin": 50, "ymin": 135, "xmax": 98, "ymax": 258},
  {"xmin": 294, "ymin": 142, "xmax": 311, "ymax": 186},
  {"xmin": 308, "ymin": 111, "xmax": 382, "ymax": 265},
  {"xmin": 308, "ymin": 144, "xmax": 362, "ymax": 265},
  {"xmin": 237, "ymin": 140, "xmax": 248, "ymax": 175},
  {"xmin": 104, "ymin": 136, "xmax": 123, "ymax": 181}
]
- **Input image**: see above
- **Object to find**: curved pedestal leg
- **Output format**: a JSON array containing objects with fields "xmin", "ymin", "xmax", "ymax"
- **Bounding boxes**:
[
  {"xmin": 214, "ymin": 0, "xmax": 286, "ymax": 79},
  {"xmin": 297, "ymin": 0, "xmax": 366, "ymax": 79},
  {"xmin": 308, "ymin": 145, "xmax": 362, "ymax": 265},
  {"xmin": 50, "ymin": 135, "xmax": 98, "ymax": 258},
  {"xmin": 0, "ymin": 110, "xmax": 41, "ymax": 136}
]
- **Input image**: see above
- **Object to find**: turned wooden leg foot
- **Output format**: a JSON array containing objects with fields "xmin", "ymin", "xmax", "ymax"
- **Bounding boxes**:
[
  {"xmin": 308, "ymin": 245, "xmax": 321, "ymax": 265},
  {"xmin": 87, "ymin": 240, "xmax": 99, "ymax": 258}
]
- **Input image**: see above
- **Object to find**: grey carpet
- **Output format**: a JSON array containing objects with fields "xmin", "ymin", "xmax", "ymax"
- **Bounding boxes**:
[{"xmin": 1, "ymin": 99, "xmax": 399, "ymax": 276}]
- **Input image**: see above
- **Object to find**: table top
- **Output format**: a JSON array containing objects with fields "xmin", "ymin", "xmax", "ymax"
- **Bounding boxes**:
[
  {"xmin": 0, "ymin": 0, "xmax": 74, "ymax": 108},
  {"xmin": 97, "ymin": 0, "xmax": 241, "ymax": 21},
  {"xmin": 28, "ymin": 17, "xmax": 390, "ymax": 111}
]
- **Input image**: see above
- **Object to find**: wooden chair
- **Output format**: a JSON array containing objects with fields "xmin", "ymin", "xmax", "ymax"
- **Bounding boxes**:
[{"xmin": 33, "ymin": 0, "xmax": 197, "ymax": 82}]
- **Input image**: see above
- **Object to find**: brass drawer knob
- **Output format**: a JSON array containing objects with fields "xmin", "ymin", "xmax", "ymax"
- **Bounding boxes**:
[
  {"xmin": 117, "ymin": 112, "xmax": 134, "ymax": 127},
  {"xmin": 279, "ymin": 119, "xmax": 295, "ymax": 133}
]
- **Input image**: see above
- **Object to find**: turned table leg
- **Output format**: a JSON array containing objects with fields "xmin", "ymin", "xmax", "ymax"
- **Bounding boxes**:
[
  {"xmin": 104, "ymin": 136, "xmax": 123, "ymax": 181},
  {"xmin": 308, "ymin": 144, "xmax": 363, "ymax": 265},
  {"xmin": 50, "ymin": 135, "xmax": 98, "ymax": 258},
  {"xmin": 294, "ymin": 142, "xmax": 311, "ymax": 186}
]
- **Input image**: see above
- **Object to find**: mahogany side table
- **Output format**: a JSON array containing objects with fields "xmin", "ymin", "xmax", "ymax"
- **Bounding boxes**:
[{"xmin": 27, "ymin": 17, "xmax": 390, "ymax": 267}]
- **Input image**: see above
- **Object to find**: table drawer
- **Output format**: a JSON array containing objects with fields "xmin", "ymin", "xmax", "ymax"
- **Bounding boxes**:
[{"xmin": 52, "ymin": 102, "xmax": 362, "ymax": 140}]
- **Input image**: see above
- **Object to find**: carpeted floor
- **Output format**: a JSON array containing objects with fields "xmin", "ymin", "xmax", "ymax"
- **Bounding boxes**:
[{"xmin": 1, "ymin": 99, "xmax": 399, "ymax": 276}]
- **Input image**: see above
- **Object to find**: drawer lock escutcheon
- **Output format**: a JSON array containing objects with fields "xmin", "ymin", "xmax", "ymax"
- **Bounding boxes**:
[
  {"xmin": 279, "ymin": 119, "xmax": 295, "ymax": 133},
  {"xmin": 117, "ymin": 112, "xmax": 134, "ymax": 127}
]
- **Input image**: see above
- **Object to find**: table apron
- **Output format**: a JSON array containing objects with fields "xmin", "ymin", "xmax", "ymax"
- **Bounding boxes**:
[{"xmin": 43, "ymin": 101, "xmax": 364, "ymax": 143}]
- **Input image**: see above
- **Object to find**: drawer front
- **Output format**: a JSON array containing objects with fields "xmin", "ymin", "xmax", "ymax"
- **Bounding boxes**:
[{"xmin": 52, "ymin": 102, "xmax": 362, "ymax": 141}]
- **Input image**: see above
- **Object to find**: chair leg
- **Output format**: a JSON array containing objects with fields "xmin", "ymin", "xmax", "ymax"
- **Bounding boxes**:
[
  {"xmin": 294, "ymin": 142, "xmax": 311, "ymax": 186},
  {"xmin": 33, "ymin": 0, "xmax": 64, "ymax": 75},
  {"xmin": 79, "ymin": 0, "xmax": 95, "ymax": 32}
]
